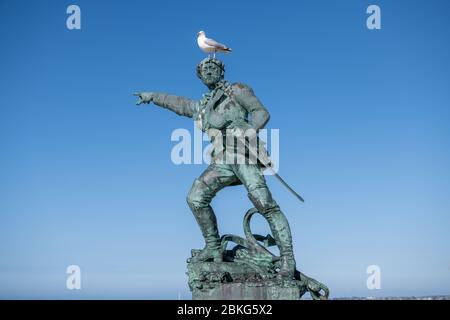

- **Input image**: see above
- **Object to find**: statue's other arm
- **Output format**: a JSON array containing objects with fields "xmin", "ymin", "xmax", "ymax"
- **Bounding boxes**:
[
  {"xmin": 232, "ymin": 83, "xmax": 270, "ymax": 131},
  {"xmin": 134, "ymin": 92, "xmax": 197, "ymax": 118}
]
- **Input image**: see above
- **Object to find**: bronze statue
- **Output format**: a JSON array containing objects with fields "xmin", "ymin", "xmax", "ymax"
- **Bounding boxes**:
[{"xmin": 134, "ymin": 57, "xmax": 328, "ymax": 299}]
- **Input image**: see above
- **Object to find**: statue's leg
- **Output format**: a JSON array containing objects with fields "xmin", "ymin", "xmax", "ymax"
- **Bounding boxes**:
[
  {"xmin": 233, "ymin": 164, "xmax": 297, "ymax": 279},
  {"xmin": 187, "ymin": 164, "xmax": 238, "ymax": 262}
]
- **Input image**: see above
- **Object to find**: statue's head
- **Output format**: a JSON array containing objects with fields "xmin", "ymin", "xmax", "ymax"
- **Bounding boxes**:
[{"xmin": 196, "ymin": 57, "xmax": 225, "ymax": 89}]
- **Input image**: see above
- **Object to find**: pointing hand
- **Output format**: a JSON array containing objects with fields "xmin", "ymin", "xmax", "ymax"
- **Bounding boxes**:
[{"xmin": 133, "ymin": 92, "xmax": 154, "ymax": 105}]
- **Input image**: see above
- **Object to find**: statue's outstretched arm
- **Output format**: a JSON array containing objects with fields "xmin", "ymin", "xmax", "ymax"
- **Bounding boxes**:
[
  {"xmin": 232, "ymin": 84, "xmax": 270, "ymax": 131},
  {"xmin": 134, "ymin": 92, "xmax": 197, "ymax": 118}
]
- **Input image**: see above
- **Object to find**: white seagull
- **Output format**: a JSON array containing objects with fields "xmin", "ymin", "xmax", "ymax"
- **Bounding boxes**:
[{"xmin": 197, "ymin": 31, "xmax": 232, "ymax": 58}]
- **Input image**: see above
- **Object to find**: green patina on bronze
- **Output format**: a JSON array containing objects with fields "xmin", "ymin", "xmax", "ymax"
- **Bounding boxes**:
[
  {"xmin": 188, "ymin": 208, "xmax": 329, "ymax": 300},
  {"xmin": 134, "ymin": 57, "xmax": 329, "ymax": 300}
]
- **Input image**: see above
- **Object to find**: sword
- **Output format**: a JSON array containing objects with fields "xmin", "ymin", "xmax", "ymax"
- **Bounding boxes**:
[
  {"xmin": 266, "ymin": 166, "xmax": 305, "ymax": 203},
  {"xmin": 229, "ymin": 130, "xmax": 306, "ymax": 203}
]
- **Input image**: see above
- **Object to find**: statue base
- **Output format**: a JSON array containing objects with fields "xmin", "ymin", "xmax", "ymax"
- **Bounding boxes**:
[
  {"xmin": 186, "ymin": 208, "xmax": 329, "ymax": 300},
  {"xmin": 187, "ymin": 261, "xmax": 303, "ymax": 300}
]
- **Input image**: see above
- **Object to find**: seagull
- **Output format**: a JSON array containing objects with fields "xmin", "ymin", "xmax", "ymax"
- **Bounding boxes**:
[{"xmin": 197, "ymin": 31, "xmax": 232, "ymax": 58}]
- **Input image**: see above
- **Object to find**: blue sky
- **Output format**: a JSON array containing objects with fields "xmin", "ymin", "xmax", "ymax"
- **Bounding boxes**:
[{"xmin": 0, "ymin": 0, "xmax": 449, "ymax": 299}]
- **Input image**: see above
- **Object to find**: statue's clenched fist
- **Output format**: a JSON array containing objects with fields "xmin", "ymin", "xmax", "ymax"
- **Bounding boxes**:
[{"xmin": 133, "ymin": 92, "xmax": 154, "ymax": 105}]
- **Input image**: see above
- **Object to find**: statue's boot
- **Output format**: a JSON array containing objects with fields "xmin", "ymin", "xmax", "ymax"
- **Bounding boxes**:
[
  {"xmin": 268, "ymin": 212, "xmax": 296, "ymax": 279},
  {"xmin": 248, "ymin": 188, "xmax": 297, "ymax": 279},
  {"xmin": 189, "ymin": 205, "xmax": 223, "ymax": 263}
]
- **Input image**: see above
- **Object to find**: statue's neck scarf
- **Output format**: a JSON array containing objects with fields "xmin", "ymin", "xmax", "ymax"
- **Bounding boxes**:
[{"xmin": 202, "ymin": 80, "xmax": 230, "ymax": 104}]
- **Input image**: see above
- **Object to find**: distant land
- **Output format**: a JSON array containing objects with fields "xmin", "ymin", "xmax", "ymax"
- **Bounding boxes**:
[{"xmin": 333, "ymin": 295, "xmax": 450, "ymax": 300}]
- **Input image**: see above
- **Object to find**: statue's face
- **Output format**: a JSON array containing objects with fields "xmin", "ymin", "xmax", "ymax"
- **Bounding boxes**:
[{"xmin": 200, "ymin": 62, "xmax": 223, "ymax": 88}]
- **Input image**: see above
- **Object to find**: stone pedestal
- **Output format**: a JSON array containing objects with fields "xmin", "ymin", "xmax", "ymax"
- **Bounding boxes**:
[
  {"xmin": 192, "ymin": 281, "xmax": 302, "ymax": 300},
  {"xmin": 186, "ymin": 208, "xmax": 329, "ymax": 300},
  {"xmin": 187, "ymin": 261, "xmax": 305, "ymax": 300}
]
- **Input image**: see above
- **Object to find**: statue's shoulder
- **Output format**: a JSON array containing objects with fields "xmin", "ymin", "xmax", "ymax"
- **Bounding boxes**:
[
  {"xmin": 230, "ymin": 82, "xmax": 253, "ymax": 91},
  {"xmin": 229, "ymin": 82, "xmax": 254, "ymax": 97}
]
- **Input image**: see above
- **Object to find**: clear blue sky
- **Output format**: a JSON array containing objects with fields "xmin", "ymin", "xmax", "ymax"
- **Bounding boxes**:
[{"xmin": 0, "ymin": 0, "xmax": 449, "ymax": 299}]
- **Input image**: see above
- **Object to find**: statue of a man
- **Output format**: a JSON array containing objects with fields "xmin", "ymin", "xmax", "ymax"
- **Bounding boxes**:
[{"xmin": 134, "ymin": 58, "xmax": 296, "ymax": 278}]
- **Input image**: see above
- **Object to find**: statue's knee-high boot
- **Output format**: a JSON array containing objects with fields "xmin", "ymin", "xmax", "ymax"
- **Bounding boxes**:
[
  {"xmin": 265, "ymin": 208, "xmax": 297, "ymax": 278},
  {"xmin": 189, "ymin": 205, "xmax": 223, "ymax": 262},
  {"xmin": 187, "ymin": 180, "xmax": 223, "ymax": 262},
  {"xmin": 248, "ymin": 187, "xmax": 296, "ymax": 278}
]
